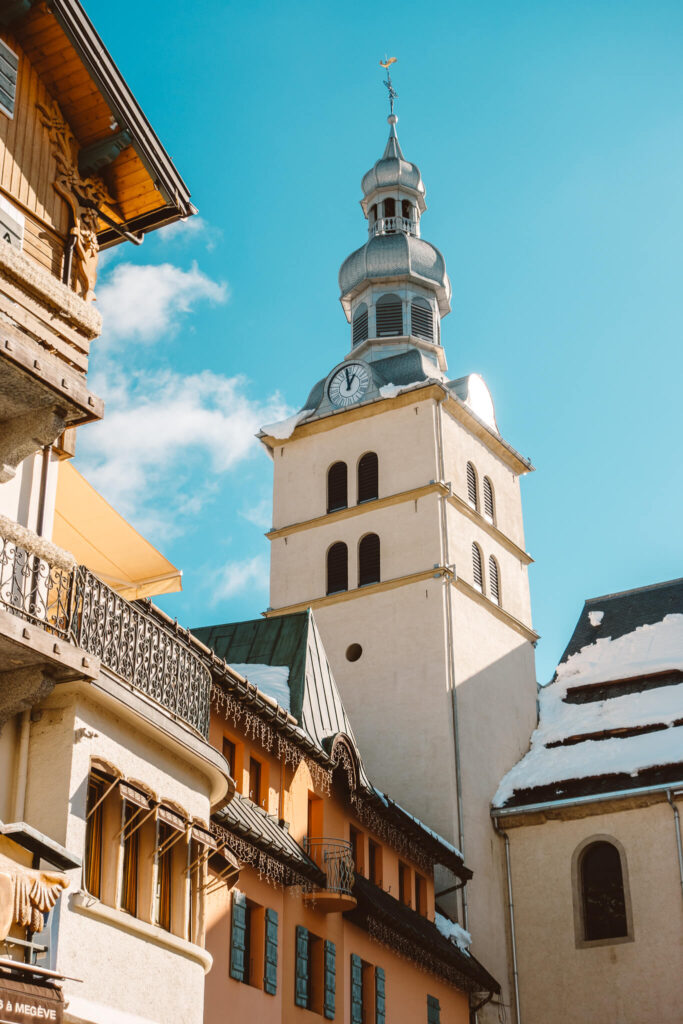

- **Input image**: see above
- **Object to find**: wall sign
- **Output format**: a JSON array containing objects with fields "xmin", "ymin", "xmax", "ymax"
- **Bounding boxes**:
[{"xmin": 0, "ymin": 978, "xmax": 63, "ymax": 1023}]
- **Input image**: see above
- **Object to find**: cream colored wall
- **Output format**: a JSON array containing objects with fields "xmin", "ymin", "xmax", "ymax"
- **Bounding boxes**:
[
  {"xmin": 0, "ymin": 713, "xmax": 19, "ymax": 821},
  {"xmin": 0, "ymin": 450, "xmax": 59, "ymax": 534},
  {"xmin": 507, "ymin": 799, "xmax": 683, "ymax": 1024}
]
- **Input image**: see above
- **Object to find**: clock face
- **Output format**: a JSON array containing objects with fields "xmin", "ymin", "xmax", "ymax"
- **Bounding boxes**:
[{"xmin": 327, "ymin": 363, "xmax": 371, "ymax": 408}]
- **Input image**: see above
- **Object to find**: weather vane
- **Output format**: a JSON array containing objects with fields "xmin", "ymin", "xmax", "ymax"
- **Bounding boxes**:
[{"xmin": 380, "ymin": 56, "xmax": 398, "ymax": 115}]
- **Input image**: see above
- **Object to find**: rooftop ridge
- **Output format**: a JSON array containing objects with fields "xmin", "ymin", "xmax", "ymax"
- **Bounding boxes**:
[{"xmin": 584, "ymin": 577, "xmax": 683, "ymax": 604}]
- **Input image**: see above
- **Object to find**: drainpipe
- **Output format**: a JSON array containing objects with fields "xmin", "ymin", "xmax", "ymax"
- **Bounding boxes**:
[
  {"xmin": 666, "ymin": 790, "xmax": 683, "ymax": 902},
  {"xmin": 493, "ymin": 817, "xmax": 521, "ymax": 1024},
  {"xmin": 12, "ymin": 710, "xmax": 31, "ymax": 821},
  {"xmin": 434, "ymin": 398, "xmax": 468, "ymax": 930}
]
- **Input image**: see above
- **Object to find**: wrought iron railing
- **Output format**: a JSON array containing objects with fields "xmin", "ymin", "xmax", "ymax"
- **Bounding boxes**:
[
  {"xmin": 0, "ymin": 529, "xmax": 211, "ymax": 737},
  {"xmin": 370, "ymin": 216, "xmax": 418, "ymax": 238},
  {"xmin": 304, "ymin": 838, "xmax": 355, "ymax": 896}
]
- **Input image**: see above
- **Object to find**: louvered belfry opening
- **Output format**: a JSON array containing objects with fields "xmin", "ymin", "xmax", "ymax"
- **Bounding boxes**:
[
  {"xmin": 472, "ymin": 543, "xmax": 484, "ymax": 592},
  {"xmin": 410, "ymin": 298, "xmax": 433, "ymax": 342},
  {"xmin": 489, "ymin": 556, "xmax": 500, "ymax": 604},
  {"xmin": 483, "ymin": 476, "xmax": 495, "ymax": 522},
  {"xmin": 375, "ymin": 293, "xmax": 403, "ymax": 337},
  {"xmin": 352, "ymin": 304, "xmax": 369, "ymax": 346},
  {"xmin": 467, "ymin": 462, "xmax": 478, "ymax": 509},
  {"xmin": 0, "ymin": 41, "xmax": 18, "ymax": 118},
  {"xmin": 357, "ymin": 452, "xmax": 378, "ymax": 503},
  {"xmin": 327, "ymin": 462, "xmax": 348, "ymax": 513},
  {"xmin": 358, "ymin": 533, "xmax": 380, "ymax": 587},
  {"xmin": 327, "ymin": 542, "xmax": 348, "ymax": 594}
]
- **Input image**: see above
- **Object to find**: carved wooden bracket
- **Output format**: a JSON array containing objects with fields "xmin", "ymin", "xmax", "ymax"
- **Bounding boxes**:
[{"xmin": 0, "ymin": 853, "xmax": 69, "ymax": 939}]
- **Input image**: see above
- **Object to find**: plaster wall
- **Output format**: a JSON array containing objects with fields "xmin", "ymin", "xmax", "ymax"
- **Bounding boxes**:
[
  {"xmin": 0, "ymin": 712, "xmax": 19, "ymax": 820},
  {"xmin": 507, "ymin": 800, "xmax": 683, "ymax": 1024}
]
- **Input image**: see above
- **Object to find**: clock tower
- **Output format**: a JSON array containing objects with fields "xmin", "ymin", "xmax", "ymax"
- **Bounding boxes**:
[{"xmin": 259, "ymin": 109, "xmax": 538, "ymax": 1019}]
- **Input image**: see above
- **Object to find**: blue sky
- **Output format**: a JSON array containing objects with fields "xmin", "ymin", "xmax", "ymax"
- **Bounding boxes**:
[{"xmin": 81, "ymin": 0, "xmax": 683, "ymax": 685}]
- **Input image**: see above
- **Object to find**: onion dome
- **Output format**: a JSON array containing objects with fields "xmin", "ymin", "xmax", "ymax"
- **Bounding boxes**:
[
  {"xmin": 339, "ymin": 232, "xmax": 451, "ymax": 317},
  {"xmin": 360, "ymin": 114, "xmax": 426, "ymax": 214}
]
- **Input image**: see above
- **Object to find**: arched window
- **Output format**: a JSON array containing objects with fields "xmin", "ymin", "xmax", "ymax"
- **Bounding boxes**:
[
  {"xmin": 327, "ymin": 462, "xmax": 347, "ymax": 513},
  {"xmin": 483, "ymin": 476, "xmax": 495, "ymax": 523},
  {"xmin": 472, "ymin": 543, "xmax": 484, "ymax": 593},
  {"xmin": 466, "ymin": 462, "xmax": 478, "ymax": 510},
  {"xmin": 369, "ymin": 204, "xmax": 377, "ymax": 224},
  {"xmin": 383, "ymin": 197, "xmax": 396, "ymax": 218},
  {"xmin": 580, "ymin": 841, "xmax": 629, "ymax": 941},
  {"xmin": 488, "ymin": 556, "xmax": 500, "ymax": 605},
  {"xmin": 357, "ymin": 452, "xmax": 378, "ymax": 503},
  {"xmin": 352, "ymin": 303, "xmax": 368, "ymax": 346},
  {"xmin": 375, "ymin": 293, "xmax": 403, "ymax": 337},
  {"xmin": 401, "ymin": 199, "xmax": 414, "ymax": 221},
  {"xmin": 327, "ymin": 542, "xmax": 348, "ymax": 595},
  {"xmin": 358, "ymin": 533, "xmax": 380, "ymax": 587},
  {"xmin": 411, "ymin": 297, "xmax": 433, "ymax": 342}
]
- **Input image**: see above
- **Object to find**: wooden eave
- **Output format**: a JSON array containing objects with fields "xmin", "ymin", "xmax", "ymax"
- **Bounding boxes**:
[{"xmin": 12, "ymin": 0, "xmax": 194, "ymax": 244}]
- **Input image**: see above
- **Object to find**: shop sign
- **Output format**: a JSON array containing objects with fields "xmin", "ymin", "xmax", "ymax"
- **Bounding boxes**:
[{"xmin": 0, "ymin": 979, "xmax": 63, "ymax": 1022}]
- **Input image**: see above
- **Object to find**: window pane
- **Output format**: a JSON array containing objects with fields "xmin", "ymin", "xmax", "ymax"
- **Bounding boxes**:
[{"xmin": 581, "ymin": 841, "xmax": 628, "ymax": 940}]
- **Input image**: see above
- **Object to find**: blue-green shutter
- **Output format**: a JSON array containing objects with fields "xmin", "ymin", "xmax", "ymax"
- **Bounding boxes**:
[
  {"xmin": 264, "ymin": 908, "xmax": 278, "ymax": 995},
  {"xmin": 427, "ymin": 994, "xmax": 441, "ymax": 1024},
  {"xmin": 323, "ymin": 940, "xmax": 336, "ymax": 1019},
  {"xmin": 295, "ymin": 925, "xmax": 309, "ymax": 1008},
  {"xmin": 375, "ymin": 966, "xmax": 386, "ymax": 1024},
  {"xmin": 350, "ymin": 953, "xmax": 363, "ymax": 1024},
  {"xmin": 229, "ymin": 892, "xmax": 247, "ymax": 981}
]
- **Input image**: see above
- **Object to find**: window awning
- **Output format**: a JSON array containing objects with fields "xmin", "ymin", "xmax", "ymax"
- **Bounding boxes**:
[{"xmin": 53, "ymin": 462, "xmax": 182, "ymax": 601}]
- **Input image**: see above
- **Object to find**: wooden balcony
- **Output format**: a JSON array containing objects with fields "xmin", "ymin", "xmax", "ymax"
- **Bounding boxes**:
[{"xmin": 302, "ymin": 838, "xmax": 357, "ymax": 912}]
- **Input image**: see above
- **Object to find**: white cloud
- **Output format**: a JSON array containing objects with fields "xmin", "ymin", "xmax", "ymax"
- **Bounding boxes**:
[
  {"xmin": 159, "ymin": 216, "xmax": 221, "ymax": 250},
  {"xmin": 239, "ymin": 498, "xmax": 272, "ymax": 530},
  {"xmin": 213, "ymin": 554, "xmax": 269, "ymax": 601},
  {"xmin": 78, "ymin": 367, "xmax": 290, "ymax": 534},
  {"xmin": 96, "ymin": 261, "xmax": 227, "ymax": 342}
]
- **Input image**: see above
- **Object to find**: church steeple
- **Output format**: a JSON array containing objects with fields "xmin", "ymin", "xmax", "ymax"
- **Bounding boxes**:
[{"xmin": 338, "ymin": 104, "xmax": 451, "ymax": 374}]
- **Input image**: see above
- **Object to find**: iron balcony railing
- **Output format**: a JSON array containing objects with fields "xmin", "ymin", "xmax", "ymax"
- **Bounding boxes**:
[
  {"xmin": 0, "ymin": 531, "xmax": 211, "ymax": 737},
  {"xmin": 369, "ymin": 216, "xmax": 419, "ymax": 238},
  {"xmin": 304, "ymin": 838, "xmax": 355, "ymax": 896}
]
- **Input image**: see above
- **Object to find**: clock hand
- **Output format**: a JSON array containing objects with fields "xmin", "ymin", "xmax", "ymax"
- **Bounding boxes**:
[{"xmin": 344, "ymin": 368, "xmax": 352, "ymax": 389}]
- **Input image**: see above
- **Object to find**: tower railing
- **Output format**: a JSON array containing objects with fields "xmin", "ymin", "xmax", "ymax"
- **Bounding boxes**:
[{"xmin": 370, "ymin": 216, "xmax": 419, "ymax": 238}]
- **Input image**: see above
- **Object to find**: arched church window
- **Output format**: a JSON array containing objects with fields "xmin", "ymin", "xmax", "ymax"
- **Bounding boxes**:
[
  {"xmin": 466, "ymin": 462, "xmax": 478, "ymax": 510},
  {"xmin": 375, "ymin": 293, "xmax": 403, "ymax": 337},
  {"xmin": 472, "ymin": 543, "xmax": 484, "ymax": 593},
  {"xmin": 358, "ymin": 533, "xmax": 380, "ymax": 587},
  {"xmin": 488, "ymin": 556, "xmax": 500, "ymax": 605},
  {"xmin": 402, "ymin": 199, "xmax": 414, "ymax": 221},
  {"xmin": 483, "ymin": 476, "xmax": 495, "ymax": 524},
  {"xmin": 411, "ymin": 298, "xmax": 433, "ymax": 342},
  {"xmin": 357, "ymin": 452, "xmax": 378, "ymax": 503},
  {"xmin": 327, "ymin": 542, "xmax": 348, "ymax": 595},
  {"xmin": 327, "ymin": 462, "xmax": 348, "ymax": 513},
  {"xmin": 352, "ymin": 304, "xmax": 368, "ymax": 346},
  {"xmin": 580, "ymin": 841, "xmax": 629, "ymax": 941},
  {"xmin": 383, "ymin": 197, "xmax": 396, "ymax": 219}
]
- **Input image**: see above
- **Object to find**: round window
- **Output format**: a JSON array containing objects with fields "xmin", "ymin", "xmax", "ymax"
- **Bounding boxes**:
[{"xmin": 346, "ymin": 643, "xmax": 363, "ymax": 662}]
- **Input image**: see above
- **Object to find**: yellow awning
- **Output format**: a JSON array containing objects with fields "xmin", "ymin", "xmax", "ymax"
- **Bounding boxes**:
[{"xmin": 53, "ymin": 462, "xmax": 182, "ymax": 601}]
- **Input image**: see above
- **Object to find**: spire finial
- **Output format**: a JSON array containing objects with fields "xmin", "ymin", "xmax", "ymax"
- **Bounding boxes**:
[{"xmin": 379, "ymin": 56, "xmax": 398, "ymax": 116}]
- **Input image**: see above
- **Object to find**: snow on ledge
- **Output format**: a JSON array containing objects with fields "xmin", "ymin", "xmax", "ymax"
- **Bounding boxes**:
[
  {"xmin": 379, "ymin": 380, "xmax": 431, "ymax": 399},
  {"xmin": 435, "ymin": 912, "xmax": 472, "ymax": 953},
  {"xmin": 588, "ymin": 610, "xmax": 604, "ymax": 627},
  {"xmin": 261, "ymin": 408, "xmax": 314, "ymax": 440}
]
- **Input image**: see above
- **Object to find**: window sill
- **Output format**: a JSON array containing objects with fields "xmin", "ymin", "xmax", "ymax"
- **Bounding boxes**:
[{"xmin": 71, "ymin": 890, "xmax": 213, "ymax": 973}]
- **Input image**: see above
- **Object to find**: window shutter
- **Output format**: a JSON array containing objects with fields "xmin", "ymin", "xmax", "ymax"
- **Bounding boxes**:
[
  {"xmin": 411, "ymin": 300, "xmax": 434, "ymax": 341},
  {"xmin": 263, "ymin": 908, "xmax": 278, "ymax": 995},
  {"xmin": 375, "ymin": 966, "xmax": 386, "ymax": 1024},
  {"xmin": 327, "ymin": 542, "xmax": 348, "ymax": 594},
  {"xmin": 483, "ymin": 477, "xmax": 494, "ymax": 522},
  {"xmin": 0, "ymin": 41, "xmax": 18, "ymax": 119},
  {"xmin": 350, "ymin": 954, "xmax": 363, "ymax": 1024},
  {"xmin": 229, "ymin": 892, "xmax": 247, "ymax": 982},
  {"xmin": 357, "ymin": 452, "xmax": 378, "ymax": 503},
  {"xmin": 466, "ymin": 462, "xmax": 478, "ymax": 509},
  {"xmin": 327, "ymin": 462, "xmax": 348, "ymax": 512},
  {"xmin": 375, "ymin": 295, "xmax": 403, "ymax": 336},
  {"xmin": 353, "ymin": 306, "xmax": 368, "ymax": 346},
  {"xmin": 295, "ymin": 925, "xmax": 310, "ymax": 1008},
  {"xmin": 489, "ymin": 556, "xmax": 500, "ymax": 605},
  {"xmin": 323, "ymin": 940, "xmax": 336, "ymax": 1019},
  {"xmin": 427, "ymin": 994, "xmax": 441, "ymax": 1024},
  {"xmin": 472, "ymin": 543, "xmax": 483, "ymax": 593},
  {"xmin": 358, "ymin": 533, "xmax": 380, "ymax": 587}
]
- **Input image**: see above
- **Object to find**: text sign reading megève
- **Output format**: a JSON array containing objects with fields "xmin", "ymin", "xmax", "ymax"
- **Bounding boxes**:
[{"xmin": 0, "ymin": 981, "xmax": 62, "ymax": 1023}]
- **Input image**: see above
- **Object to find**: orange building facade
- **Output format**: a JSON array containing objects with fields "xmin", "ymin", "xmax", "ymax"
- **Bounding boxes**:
[{"xmin": 197, "ymin": 612, "xmax": 499, "ymax": 1023}]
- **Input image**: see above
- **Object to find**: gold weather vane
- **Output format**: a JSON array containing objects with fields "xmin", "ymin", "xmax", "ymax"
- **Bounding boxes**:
[{"xmin": 380, "ymin": 57, "xmax": 398, "ymax": 115}]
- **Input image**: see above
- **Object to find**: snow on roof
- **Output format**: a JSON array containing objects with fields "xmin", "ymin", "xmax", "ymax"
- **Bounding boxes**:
[
  {"xmin": 229, "ymin": 663, "xmax": 291, "ymax": 714},
  {"xmin": 493, "ymin": 613, "xmax": 683, "ymax": 808},
  {"xmin": 435, "ymin": 912, "xmax": 472, "ymax": 953},
  {"xmin": 379, "ymin": 380, "xmax": 433, "ymax": 399},
  {"xmin": 261, "ymin": 408, "xmax": 314, "ymax": 439}
]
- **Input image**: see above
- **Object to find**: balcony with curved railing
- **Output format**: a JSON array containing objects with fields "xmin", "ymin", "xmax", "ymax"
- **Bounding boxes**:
[
  {"xmin": 303, "ymin": 838, "xmax": 356, "ymax": 912},
  {"xmin": 0, "ymin": 526, "xmax": 211, "ymax": 737},
  {"xmin": 369, "ymin": 216, "xmax": 419, "ymax": 238}
]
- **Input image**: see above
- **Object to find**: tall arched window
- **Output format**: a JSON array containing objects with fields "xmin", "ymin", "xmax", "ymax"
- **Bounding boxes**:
[
  {"xmin": 358, "ymin": 533, "xmax": 380, "ymax": 587},
  {"xmin": 383, "ymin": 197, "xmax": 396, "ymax": 218},
  {"xmin": 488, "ymin": 556, "xmax": 500, "ymax": 605},
  {"xmin": 466, "ymin": 462, "xmax": 478, "ymax": 510},
  {"xmin": 375, "ymin": 293, "xmax": 403, "ymax": 337},
  {"xmin": 401, "ymin": 199, "xmax": 415, "ymax": 221},
  {"xmin": 352, "ymin": 303, "xmax": 368, "ymax": 346},
  {"xmin": 327, "ymin": 462, "xmax": 347, "ymax": 513},
  {"xmin": 410, "ymin": 298, "xmax": 433, "ymax": 342},
  {"xmin": 472, "ymin": 543, "xmax": 484, "ymax": 593},
  {"xmin": 357, "ymin": 452, "xmax": 378, "ymax": 503},
  {"xmin": 580, "ymin": 841, "xmax": 629, "ymax": 941},
  {"xmin": 483, "ymin": 477, "xmax": 495, "ymax": 524},
  {"xmin": 327, "ymin": 542, "xmax": 348, "ymax": 595}
]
